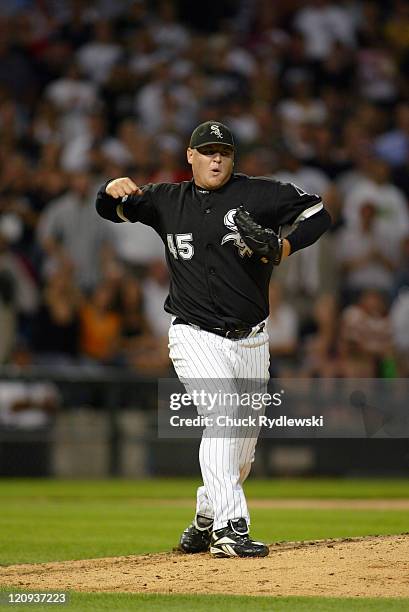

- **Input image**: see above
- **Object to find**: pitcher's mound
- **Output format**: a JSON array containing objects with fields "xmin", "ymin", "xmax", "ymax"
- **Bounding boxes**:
[{"xmin": 1, "ymin": 534, "xmax": 408, "ymax": 598}]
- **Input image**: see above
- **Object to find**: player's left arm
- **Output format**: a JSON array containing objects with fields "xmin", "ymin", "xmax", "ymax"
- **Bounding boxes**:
[
  {"xmin": 274, "ymin": 182, "xmax": 331, "ymax": 260},
  {"xmin": 234, "ymin": 181, "xmax": 331, "ymax": 265}
]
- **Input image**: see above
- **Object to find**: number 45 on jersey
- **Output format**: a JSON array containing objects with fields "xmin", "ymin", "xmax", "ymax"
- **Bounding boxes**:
[{"xmin": 167, "ymin": 233, "xmax": 194, "ymax": 260}]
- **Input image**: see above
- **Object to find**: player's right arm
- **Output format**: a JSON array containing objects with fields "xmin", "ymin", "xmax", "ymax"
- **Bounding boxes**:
[
  {"xmin": 105, "ymin": 177, "xmax": 143, "ymax": 199},
  {"xmin": 95, "ymin": 177, "xmax": 159, "ymax": 229}
]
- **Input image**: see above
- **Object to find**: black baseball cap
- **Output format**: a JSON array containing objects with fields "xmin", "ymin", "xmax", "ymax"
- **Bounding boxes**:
[{"xmin": 189, "ymin": 121, "xmax": 234, "ymax": 149}]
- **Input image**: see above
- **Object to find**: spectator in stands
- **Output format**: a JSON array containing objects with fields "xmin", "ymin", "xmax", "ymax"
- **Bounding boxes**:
[
  {"xmin": 151, "ymin": 0, "xmax": 191, "ymax": 55},
  {"xmin": 275, "ymin": 215, "xmax": 339, "ymax": 378},
  {"xmin": 336, "ymin": 201, "xmax": 398, "ymax": 300},
  {"xmin": 31, "ymin": 265, "xmax": 82, "ymax": 365},
  {"xmin": 309, "ymin": 123, "xmax": 351, "ymax": 179},
  {"xmin": 30, "ymin": 99, "xmax": 61, "ymax": 149},
  {"xmin": 118, "ymin": 274, "xmax": 170, "ymax": 373},
  {"xmin": 224, "ymin": 97, "xmax": 261, "ymax": 146},
  {"xmin": 118, "ymin": 275, "xmax": 152, "ymax": 353},
  {"xmin": 79, "ymin": 280, "xmax": 121, "ymax": 364},
  {"xmin": 0, "ymin": 214, "xmax": 39, "ymax": 343},
  {"xmin": 109, "ymin": 182, "xmax": 165, "ymax": 278},
  {"xmin": 293, "ymin": 0, "xmax": 357, "ymax": 62},
  {"xmin": 277, "ymin": 71, "xmax": 327, "ymax": 158},
  {"xmin": 101, "ymin": 118, "xmax": 148, "ymax": 169},
  {"xmin": 238, "ymin": 148, "xmax": 275, "ymax": 177},
  {"xmin": 76, "ymin": 20, "xmax": 122, "ymax": 85},
  {"xmin": 45, "ymin": 62, "xmax": 98, "ymax": 117},
  {"xmin": 61, "ymin": 112, "xmax": 108, "ymax": 172},
  {"xmin": 149, "ymin": 138, "xmax": 190, "ymax": 183},
  {"xmin": 271, "ymin": 146, "xmax": 330, "ymax": 197},
  {"xmin": 356, "ymin": 25, "xmax": 399, "ymax": 105},
  {"xmin": 37, "ymin": 171, "xmax": 115, "ymax": 293},
  {"xmin": 274, "ymin": 218, "xmax": 339, "ymax": 335},
  {"xmin": 342, "ymin": 155, "xmax": 409, "ymax": 239},
  {"xmin": 338, "ymin": 289, "xmax": 395, "ymax": 377},
  {"xmin": 142, "ymin": 259, "xmax": 171, "ymax": 338},
  {"xmin": 374, "ymin": 102, "xmax": 409, "ymax": 167},
  {"xmin": 267, "ymin": 280, "xmax": 298, "ymax": 375}
]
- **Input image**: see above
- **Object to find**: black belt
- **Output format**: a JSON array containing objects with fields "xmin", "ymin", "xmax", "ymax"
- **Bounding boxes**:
[{"xmin": 172, "ymin": 317, "xmax": 265, "ymax": 340}]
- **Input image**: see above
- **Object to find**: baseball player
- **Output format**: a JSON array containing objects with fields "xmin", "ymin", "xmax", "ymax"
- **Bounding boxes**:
[{"xmin": 96, "ymin": 121, "xmax": 331, "ymax": 558}]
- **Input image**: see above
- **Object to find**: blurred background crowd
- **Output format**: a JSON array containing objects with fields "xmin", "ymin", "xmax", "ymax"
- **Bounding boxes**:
[{"xmin": 0, "ymin": 0, "xmax": 409, "ymax": 379}]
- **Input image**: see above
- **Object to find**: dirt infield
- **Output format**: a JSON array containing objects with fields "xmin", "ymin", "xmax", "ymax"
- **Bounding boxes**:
[{"xmin": 1, "ymin": 534, "xmax": 408, "ymax": 598}]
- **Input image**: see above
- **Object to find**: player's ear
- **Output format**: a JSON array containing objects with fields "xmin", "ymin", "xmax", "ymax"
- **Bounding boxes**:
[{"xmin": 186, "ymin": 148, "xmax": 194, "ymax": 165}]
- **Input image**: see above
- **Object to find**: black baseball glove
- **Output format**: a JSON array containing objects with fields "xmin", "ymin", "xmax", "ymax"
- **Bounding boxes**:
[{"xmin": 234, "ymin": 206, "xmax": 283, "ymax": 265}]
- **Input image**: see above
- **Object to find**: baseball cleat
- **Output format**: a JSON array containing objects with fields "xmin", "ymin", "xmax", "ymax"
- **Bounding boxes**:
[
  {"xmin": 210, "ymin": 518, "xmax": 269, "ymax": 558},
  {"xmin": 179, "ymin": 514, "xmax": 214, "ymax": 553}
]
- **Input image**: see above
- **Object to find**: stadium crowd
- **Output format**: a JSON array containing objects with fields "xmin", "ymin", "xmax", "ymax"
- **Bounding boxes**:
[{"xmin": 0, "ymin": 0, "xmax": 409, "ymax": 378}]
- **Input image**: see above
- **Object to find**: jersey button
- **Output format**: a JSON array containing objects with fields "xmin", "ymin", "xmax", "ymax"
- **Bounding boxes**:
[
  {"xmin": 205, "ymin": 208, "xmax": 211, "ymax": 214},
  {"xmin": 209, "ymin": 267, "xmax": 215, "ymax": 274},
  {"xmin": 206, "ymin": 243, "xmax": 213, "ymax": 250}
]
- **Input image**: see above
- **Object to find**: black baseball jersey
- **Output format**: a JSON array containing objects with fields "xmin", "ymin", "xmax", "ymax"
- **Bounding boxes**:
[{"xmin": 96, "ymin": 173, "xmax": 323, "ymax": 329}]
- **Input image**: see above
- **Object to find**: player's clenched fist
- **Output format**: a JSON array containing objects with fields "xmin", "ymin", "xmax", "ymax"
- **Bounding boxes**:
[{"xmin": 105, "ymin": 177, "xmax": 143, "ymax": 199}]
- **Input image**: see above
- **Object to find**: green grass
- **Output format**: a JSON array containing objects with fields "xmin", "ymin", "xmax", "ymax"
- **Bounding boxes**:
[
  {"xmin": 1, "ymin": 500, "xmax": 408, "ymax": 565},
  {"xmin": 1, "ymin": 477, "xmax": 409, "ymax": 499},
  {"xmin": 1, "ymin": 478, "xmax": 409, "ymax": 564},
  {"xmin": 1, "ymin": 592, "xmax": 409, "ymax": 611}
]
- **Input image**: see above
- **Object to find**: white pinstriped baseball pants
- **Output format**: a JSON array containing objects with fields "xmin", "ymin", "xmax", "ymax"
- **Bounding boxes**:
[{"xmin": 168, "ymin": 321, "xmax": 270, "ymax": 530}]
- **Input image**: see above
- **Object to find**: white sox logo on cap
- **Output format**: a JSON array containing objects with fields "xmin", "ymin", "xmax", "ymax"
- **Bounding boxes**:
[
  {"xmin": 189, "ymin": 121, "xmax": 234, "ymax": 148},
  {"xmin": 210, "ymin": 124, "xmax": 223, "ymax": 139}
]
